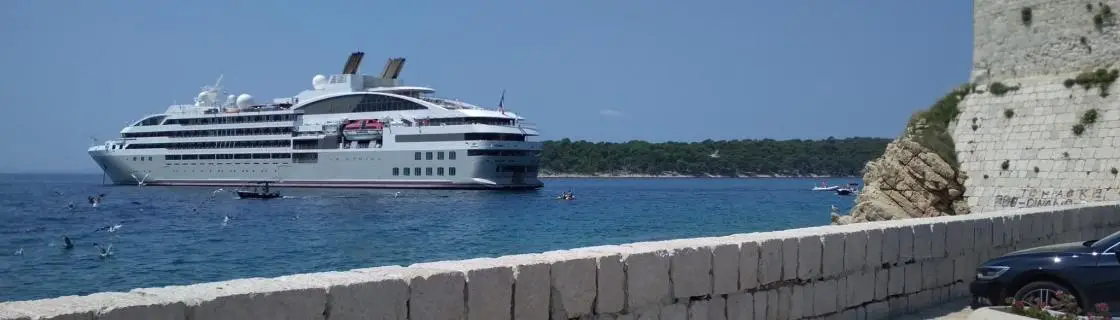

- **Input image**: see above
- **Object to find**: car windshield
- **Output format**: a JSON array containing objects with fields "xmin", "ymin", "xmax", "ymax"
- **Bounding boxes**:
[{"xmin": 1091, "ymin": 229, "xmax": 1120, "ymax": 249}]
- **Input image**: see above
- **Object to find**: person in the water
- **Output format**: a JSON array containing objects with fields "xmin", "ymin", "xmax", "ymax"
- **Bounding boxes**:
[{"xmin": 62, "ymin": 236, "xmax": 73, "ymax": 250}]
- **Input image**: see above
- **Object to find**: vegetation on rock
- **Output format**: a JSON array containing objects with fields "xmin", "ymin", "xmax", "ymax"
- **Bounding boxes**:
[
  {"xmin": 1034, "ymin": 166, "xmax": 1040, "ymax": 173},
  {"xmin": 1004, "ymin": 109, "xmax": 1015, "ymax": 119},
  {"xmin": 1094, "ymin": 3, "xmax": 1115, "ymax": 30},
  {"xmin": 1082, "ymin": 108, "xmax": 1099, "ymax": 124},
  {"xmin": 1001, "ymin": 160, "xmax": 1010, "ymax": 170},
  {"xmin": 1021, "ymin": 7, "xmax": 1033, "ymax": 26},
  {"xmin": 1073, "ymin": 124, "xmax": 1086, "ymax": 136},
  {"xmin": 539, "ymin": 137, "xmax": 890, "ymax": 177},
  {"xmin": 1068, "ymin": 69, "xmax": 1119, "ymax": 97},
  {"xmin": 988, "ymin": 82, "xmax": 1020, "ymax": 96},
  {"xmin": 906, "ymin": 84, "xmax": 971, "ymax": 167},
  {"xmin": 1112, "ymin": 167, "xmax": 1118, "ymax": 175}
]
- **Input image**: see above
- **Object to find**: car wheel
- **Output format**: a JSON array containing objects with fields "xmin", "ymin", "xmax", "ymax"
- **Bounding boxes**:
[{"xmin": 1012, "ymin": 281, "xmax": 1079, "ymax": 309}]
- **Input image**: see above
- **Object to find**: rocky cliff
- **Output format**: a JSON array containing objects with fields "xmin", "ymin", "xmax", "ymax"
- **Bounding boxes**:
[{"xmin": 835, "ymin": 87, "xmax": 972, "ymax": 224}]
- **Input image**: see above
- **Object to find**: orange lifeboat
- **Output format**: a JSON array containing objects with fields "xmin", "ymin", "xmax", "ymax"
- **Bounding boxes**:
[{"xmin": 342, "ymin": 119, "xmax": 384, "ymax": 141}]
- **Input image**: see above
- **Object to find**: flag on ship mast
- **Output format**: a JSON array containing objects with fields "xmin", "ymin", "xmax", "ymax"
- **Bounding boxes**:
[{"xmin": 498, "ymin": 89, "xmax": 506, "ymax": 115}]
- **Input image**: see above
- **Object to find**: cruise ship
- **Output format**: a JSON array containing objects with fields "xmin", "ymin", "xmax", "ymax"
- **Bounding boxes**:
[{"xmin": 87, "ymin": 52, "xmax": 543, "ymax": 190}]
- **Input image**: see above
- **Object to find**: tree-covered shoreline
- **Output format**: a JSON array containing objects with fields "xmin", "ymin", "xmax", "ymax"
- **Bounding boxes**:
[{"xmin": 539, "ymin": 137, "xmax": 891, "ymax": 177}]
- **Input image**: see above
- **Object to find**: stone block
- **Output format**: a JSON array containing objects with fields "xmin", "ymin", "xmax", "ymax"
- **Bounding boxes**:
[
  {"xmin": 907, "ymin": 290, "xmax": 931, "ymax": 313},
  {"xmin": 777, "ymin": 286, "xmax": 792, "ymax": 320},
  {"xmin": 411, "ymin": 258, "xmax": 513, "ymax": 320},
  {"xmin": 0, "ymin": 308, "xmax": 31, "ymax": 320},
  {"xmin": 813, "ymin": 279, "xmax": 839, "ymax": 316},
  {"xmin": 864, "ymin": 301, "xmax": 889, "ymax": 320},
  {"xmin": 670, "ymin": 245, "xmax": 713, "ymax": 299},
  {"xmin": 687, "ymin": 300, "xmax": 709, "ymax": 320},
  {"xmin": 822, "ymin": 232, "xmax": 846, "ymax": 278},
  {"xmin": 797, "ymin": 235, "xmax": 823, "ymax": 280},
  {"xmin": 758, "ymin": 238, "xmax": 782, "ymax": 285},
  {"xmin": 781, "ymin": 237, "xmax": 799, "ymax": 281},
  {"xmin": 846, "ymin": 271, "xmax": 875, "ymax": 307},
  {"xmin": 727, "ymin": 292, "xmax": 753, "ymax": 320},
  {"xmin": 840, "ymin": 306, "xmax": 865, "ymax": 320},
  {"xmin": 887, "ymin": 296, "xmax": 908, "ymax": 317},
  {"xmin": 913, "ymin": 225, "xmax": 933, "ymax": 261},
  {"xmin": 594, "ymin": 254, "xmax": 625, "ymax": 314},
  {"xmin": 881, "ymin": 226, "xmax": 900, "ymax": 266},
  {"xmin": 2, "ymin": 291, "xmax": 185, "ymax": 320},
  {"xmin": 888, "ymin": 267, "xmax": 904, "ymax": 296},
  {"xmin": 132, "ymin": 276, "xmax": 329, "ymax": 320},
  {"xmin": 764, "ymin": 290, "xmax": 779, "ymax": 319},
  {"xmin": 660, "ymin": 303, "xmax": 687, "ymax": 320},
  {"xmin": 277, "ymin": 266, "xmax": 408, "ymax": 320},
  {"xmin": 937, "ymin": 259, "xmax": 954, "ymax": 288},
  {"xmin": 843, "ymin": 230, "xmax": 868, "ymax": 273},
  {"xmin": 931, "ymin": 223, "xmax": 947, "ymax": 258},
  {"xmin": 865, "ymin": 228, "xmax": 883, "ymax": 269},
  {"xmin": 711, "ymin": 242, "xmax": 740, "ymax": 295},
  {"xmin": 874, "ymin": 268, "xmax": 889, "ymax": 301},
  {"xmin": 620, "ymin": 245, "xmax": 671, "ymax": 311},
  {"xmin": 898, "ymin": 226, "xmax": 915, "ymax": 263},
  {"xmin": 904, "ymin": 264, "xmax": 921, "ymax": 294},
  {"xmin": 922, "ymin": 260, "xmax": 940, "ymax": 290},
  {"xmin": 708, "ymin": 295, "xmax": 727, "ymax": 320},
  {"xmin": 789, "ymin": 285, "xmax": 807, "ymax": 319},
  {"xmin": 945, "ymin": 221, "xmax": 966, "ymax": 257},
  {"xmin": 406, "ymin": 269, "xmax": 468, "ymax": 320},
  {"xmin": 494, "ymin": 255, "xmax": 551, "ymax": 320},
  {"xmin": 538, "ymin": 251, "xmax": 598, "ymax": 319}
]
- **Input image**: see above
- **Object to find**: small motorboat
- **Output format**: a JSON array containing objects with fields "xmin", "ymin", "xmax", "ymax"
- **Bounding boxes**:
[
  {"xmin": 236, "ymin": 182, "xmax": 282, "ymax": 200},
  {"xmin": 834, "ymin": 183, "xmax": 860, "ymax": 196},
  {"xmin": 812, "ymin": 181, "xmax": 839, "ymax": 191}
]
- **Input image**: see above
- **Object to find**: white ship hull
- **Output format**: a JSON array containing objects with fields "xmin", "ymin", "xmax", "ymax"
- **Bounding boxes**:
[{"xmin": 89, "ymin": 145, "xmax": 543, "ymax": 190}]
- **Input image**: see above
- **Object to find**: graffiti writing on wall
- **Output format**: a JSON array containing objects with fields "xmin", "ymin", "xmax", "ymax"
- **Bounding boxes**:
[{"xmin": 993, "ymin": 187, "xmax": 1112, "ymax": 208}]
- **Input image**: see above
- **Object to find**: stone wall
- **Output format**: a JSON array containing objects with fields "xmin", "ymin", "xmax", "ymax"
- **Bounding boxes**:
[
  {"xmin": 4, "ymin": 202, "xmax": 1118, "ymax": 320},
  {"xmin": 956, "ymin": 0, "xmax": 1120, "ymax": 213}
]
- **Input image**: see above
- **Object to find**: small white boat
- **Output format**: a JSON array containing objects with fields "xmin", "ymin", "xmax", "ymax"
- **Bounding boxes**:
[{"xmin": 812, "ymin": 185, "xmax": 840, "ymax": 191}]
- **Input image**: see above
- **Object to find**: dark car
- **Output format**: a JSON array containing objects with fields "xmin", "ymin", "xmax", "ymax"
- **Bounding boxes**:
[{"xmin": 970, "ymin": 229, "xmax": 1120, "ymax": 314}]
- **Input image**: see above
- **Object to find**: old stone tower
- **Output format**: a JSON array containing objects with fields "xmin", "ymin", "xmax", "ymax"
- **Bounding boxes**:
[
  {"xmin": 841, "ymin": 0, "xmax": 1120, "ymax": 223},
  {"xmin": 959, "ymin": 0, "xmax": 1120, "ymax": 213}
]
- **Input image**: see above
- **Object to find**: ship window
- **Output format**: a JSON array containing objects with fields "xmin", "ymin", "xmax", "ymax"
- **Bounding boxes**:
[
  {"xmin": 132, "ymin": 157, "xmax": 137, "ymax": 161},
  {"xmin": 425, "ymin": 152, "xmax": 433, "ymax": 160},
  {"xmin": 414, "ymin": 152, "xmax": 422, "ymax": 160},
  {"xmin": 437, "ymin": 167, "xmax": 444, "ymax": 176},
  {"xmin": 437, "ymin": 152, "xmax": 445, "ymax": 160},
  {"xmin": 449, "ymin": 151, "xmax": 456, "ymax": 160},
  {"xmin": 415, "ymin": 167, "xmax": 421, "ymax": 175},
  {"xmin": 449, "ymin": 167, "xmax": 456, "ymax": 176},
  {"xmin": 403, "ymin": 168, "xmax": 410, "ymax": 176},
  {"xmin": 393, "ymin": 168, "xmax": 400, "ymax": 176},
  {"xmin": 199, "ymin": 154, "xmax": 216, "ymax": 160},
  {"xmin": 165, "ymin": 155, "xmax": 181, "ymax": 160},
  {"xmin": 234, "ymin": 154, "xmax": 251, "ymax": 159},
  {"xmin": 425, "ymin": 167, "xmax": 433, "ymax": 176}
]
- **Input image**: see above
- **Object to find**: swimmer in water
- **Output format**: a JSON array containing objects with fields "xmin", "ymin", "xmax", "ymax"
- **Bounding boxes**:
[{"xmin": 63, "ymin": 236, "xmax": 73, "ymax": 249}]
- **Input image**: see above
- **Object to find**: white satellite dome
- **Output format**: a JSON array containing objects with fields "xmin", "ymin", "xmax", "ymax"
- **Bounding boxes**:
[
  {"xmin": 312, "ymin": 74, "xmax": 328, "ymax": 90},
  {"xmin": 235, "ymin": 94, "xmax": 255, "ymax": 109}
]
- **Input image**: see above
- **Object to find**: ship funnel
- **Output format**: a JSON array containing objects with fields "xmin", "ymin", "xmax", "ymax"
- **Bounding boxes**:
[
  {"xmin": 342, "ymin": 52, "xmax": 365, "ymax": 74},
  {"xmin": 380, "ymin": 57, "xmax": 406, "ymax": 79}
]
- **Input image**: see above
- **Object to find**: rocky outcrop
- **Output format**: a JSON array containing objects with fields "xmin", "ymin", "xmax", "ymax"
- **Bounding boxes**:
[{"xmin": 834, "ymin": 87, "xmax": 972, "ymax": 225}]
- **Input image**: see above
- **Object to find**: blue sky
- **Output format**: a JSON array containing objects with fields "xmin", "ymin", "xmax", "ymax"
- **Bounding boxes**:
[{"xmin": 0, "ymin": 1, "xmax": 971, "ymax": 173}]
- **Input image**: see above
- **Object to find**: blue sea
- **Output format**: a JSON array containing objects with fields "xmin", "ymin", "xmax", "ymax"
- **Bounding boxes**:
[{"xmin": 0, "ymin": 173, "xmax": 860, "ymax": 302}]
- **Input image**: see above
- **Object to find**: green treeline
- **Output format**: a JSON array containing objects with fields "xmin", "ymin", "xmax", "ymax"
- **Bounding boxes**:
[{"xmin": 540, "ymin": 137, "xmax": 892, "ymax": 177}]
